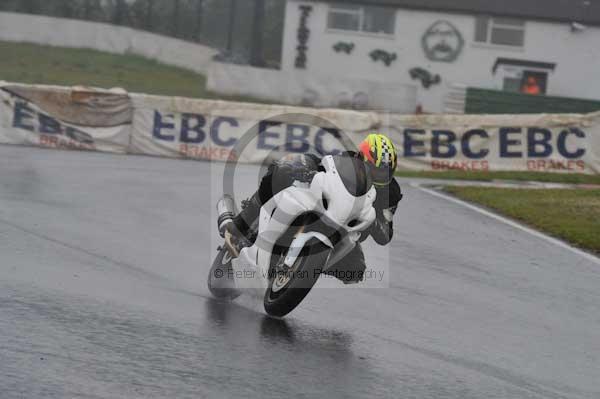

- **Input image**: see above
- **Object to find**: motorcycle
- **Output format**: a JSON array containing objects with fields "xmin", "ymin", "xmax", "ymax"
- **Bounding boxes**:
[{"xmin": 208, "ymin": 155, "xmax": 377, "ymax": 317}]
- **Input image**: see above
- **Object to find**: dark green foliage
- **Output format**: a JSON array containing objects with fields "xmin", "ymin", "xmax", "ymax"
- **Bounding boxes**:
[{"xmin": 0, "ymin": 0, "xmax": 285, "ymax": 67}]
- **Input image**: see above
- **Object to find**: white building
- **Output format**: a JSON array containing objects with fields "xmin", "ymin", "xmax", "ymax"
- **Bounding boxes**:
[
  {"xmin": 275, "ymin": 0, "xmax": 600, "ymax": 113},
  {"xmin": 210, "ymin": 0, "xmax": 600, "ymax": 114}
]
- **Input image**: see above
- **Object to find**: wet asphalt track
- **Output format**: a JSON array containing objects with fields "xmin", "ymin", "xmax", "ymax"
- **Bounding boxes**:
[{"xmin": 1, "ymin": 145, "xmax": 599, "ymax": 399}]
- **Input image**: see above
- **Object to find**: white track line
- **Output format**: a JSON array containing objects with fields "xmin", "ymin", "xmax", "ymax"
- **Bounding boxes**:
[{"xmin": 412, "ymin": 183, "xmax": 600, "ymax": 266}]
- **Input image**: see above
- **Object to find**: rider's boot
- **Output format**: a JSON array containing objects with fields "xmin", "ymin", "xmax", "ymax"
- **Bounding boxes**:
[
  {"xmin": 229, "ymin": 192, "xmax": 262, "ymax": 242},
  {"xmin": 217, "ymin": 192, "xmax": 262, "ymax": 242}
]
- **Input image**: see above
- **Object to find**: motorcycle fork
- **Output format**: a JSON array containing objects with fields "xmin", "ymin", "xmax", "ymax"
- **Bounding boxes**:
[{"xmin": 271, "ymin": 224, "xmax": 306, "ymax": 276}]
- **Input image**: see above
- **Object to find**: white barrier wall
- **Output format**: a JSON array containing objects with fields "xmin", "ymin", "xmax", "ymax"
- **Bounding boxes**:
[
  {"xmin": 0, "ymin": 12, "xmax": 217, "ymax": 74},
  {"xmin": 207, "ymin": 61, "xmax": 418, "ymax": 114},
  {"xmin": 1, "ymin": 82, "xmax": 598, "ymax": 174}
]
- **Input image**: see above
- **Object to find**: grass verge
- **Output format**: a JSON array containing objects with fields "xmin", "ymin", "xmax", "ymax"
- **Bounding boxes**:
[
  {"xmin": 444, "ymin": 186, "xmax": 600, "ymax": 254},
  {"xmin": 397, "ymin": 170, "xmax": 600, "ymax": 185},
  {"xmin": 0, "ymin": 40, "xmax": 262, "ymax": 102}
]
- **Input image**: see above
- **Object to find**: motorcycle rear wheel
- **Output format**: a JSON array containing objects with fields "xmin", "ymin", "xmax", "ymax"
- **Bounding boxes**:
[
  {"xmin": 208, "ymin": 247, "xmax": 241, "ymax": 300},
  {"xmin": 264, "ymin": 239, "xmax": 330, "ymax": 317}
]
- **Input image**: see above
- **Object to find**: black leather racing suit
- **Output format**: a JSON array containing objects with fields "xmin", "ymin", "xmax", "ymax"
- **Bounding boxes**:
[{"xmin": 233, "ymin": 153, "xmax": 403, "ymax": 284}]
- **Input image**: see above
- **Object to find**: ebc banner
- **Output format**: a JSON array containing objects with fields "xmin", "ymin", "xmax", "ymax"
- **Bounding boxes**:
[
  {"xmin": 129, "ymin": 94, "xmax": 362, "ymax": 163},
  {"xmin": 385, "ymin": 113, "xmax": 600, "ymax": 174},
  {"xmin": 130, "ymin": 93, "xmax": 600, "ymax": 174},
  {"xmin": 0, "ymin": 84, "xmax": 132, "ymax": 153}
]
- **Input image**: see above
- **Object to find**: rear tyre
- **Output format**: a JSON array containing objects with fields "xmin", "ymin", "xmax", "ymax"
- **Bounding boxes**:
[
  {"xmin": 208, "ymin": 247, "xmax": 240, "ymax": 300},
  {"xmin": 264, "ymin": 239, "xmax": 330, "ymax": 317}
]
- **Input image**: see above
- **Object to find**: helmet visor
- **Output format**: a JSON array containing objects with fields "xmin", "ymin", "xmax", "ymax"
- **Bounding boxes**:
[{"xmin": 367, "ymin": 163, "xmax": 394, "ymax": 186}]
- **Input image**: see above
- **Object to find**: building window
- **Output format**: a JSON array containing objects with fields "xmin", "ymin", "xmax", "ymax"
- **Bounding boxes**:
[
  {"xmin": 521, "ymin": 71, "xmax": 547, "ymax": 95},
  {"xmin": 494, "ymin": 58, "xmax": 555, "ymax": 95},
  {"xmin": 503, "ymin": 77, "xmax": 522, "ymax": 93},
  {"xmin": 475, "ymin": 17, "xmax": 525, "ymax": 46},
  {"xmin": 328, "ymin": 4, "xmax": 395, "ymax": 35},
  {"xmin": 328, "ymin": 4, "xmax": 361, "ymax": 31},
  {"xmin": 501, "ymin": 71, "xmax": 547, "ymax": 95}
]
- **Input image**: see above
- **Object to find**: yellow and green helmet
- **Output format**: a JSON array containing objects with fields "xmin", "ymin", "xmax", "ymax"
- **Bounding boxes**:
[{"xmin": 358, "ymin": 133, "xmax": 398, "ymax": 186}]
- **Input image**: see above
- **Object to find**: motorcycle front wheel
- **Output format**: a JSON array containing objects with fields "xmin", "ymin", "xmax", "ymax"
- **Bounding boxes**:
[{"xmin": 264, "ymin": 239, "xmax": 331, "ymax": 317}]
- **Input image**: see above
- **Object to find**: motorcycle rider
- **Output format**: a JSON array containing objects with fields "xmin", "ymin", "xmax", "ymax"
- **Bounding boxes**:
[{"xmin": 221, "ymin": 133, "xmax": 402, "ymax": 284}]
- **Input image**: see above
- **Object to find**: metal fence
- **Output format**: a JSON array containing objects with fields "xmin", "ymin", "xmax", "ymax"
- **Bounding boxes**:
[{"xmin": 466, "ymin": 88, "xmax": 600, "ymax": 114}]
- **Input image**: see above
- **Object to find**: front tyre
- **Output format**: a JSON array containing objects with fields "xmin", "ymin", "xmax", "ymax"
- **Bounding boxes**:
[{"xmin": 264, "ymin": 239, "xmax": 331, "ymax": 317}]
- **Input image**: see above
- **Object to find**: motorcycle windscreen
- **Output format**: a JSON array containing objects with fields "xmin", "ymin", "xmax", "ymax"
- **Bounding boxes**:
[{"xmin": 332, "ymin": 156, "xmax": 373, "ymax": 197}]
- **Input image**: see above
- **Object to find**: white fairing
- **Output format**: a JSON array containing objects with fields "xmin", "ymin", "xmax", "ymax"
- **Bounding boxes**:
[{"xmin": 231, "ymin": 156, "xmax": 376, "ymax": 290}]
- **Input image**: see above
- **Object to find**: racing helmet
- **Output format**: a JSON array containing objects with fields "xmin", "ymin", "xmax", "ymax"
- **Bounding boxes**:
[{"xmin": 358, "ymin": 133, "xmax": 398, "ymax": 186}]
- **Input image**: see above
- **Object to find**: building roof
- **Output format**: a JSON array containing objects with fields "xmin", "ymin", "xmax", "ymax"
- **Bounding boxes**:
[{"xmin": 314, "ymin": 0, "xmax": 600, "ymax": 26}]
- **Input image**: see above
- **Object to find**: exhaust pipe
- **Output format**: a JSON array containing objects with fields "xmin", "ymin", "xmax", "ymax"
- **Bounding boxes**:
[{"xmin": 216, "ymin": 195, "xmax": 238, "ymax": 237}]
